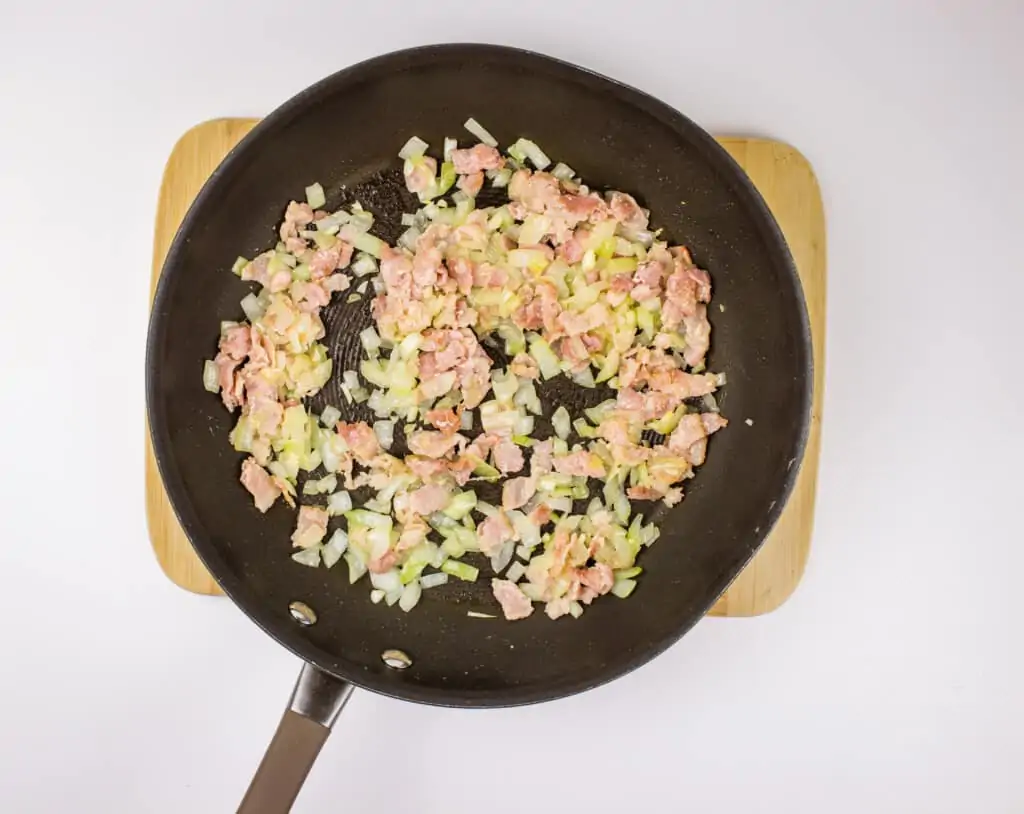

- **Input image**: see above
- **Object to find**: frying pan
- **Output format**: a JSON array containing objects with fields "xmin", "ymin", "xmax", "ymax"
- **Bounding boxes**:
[{"xmin": 146, "ymin": 43, "xmax": 812, "ymax": 813}]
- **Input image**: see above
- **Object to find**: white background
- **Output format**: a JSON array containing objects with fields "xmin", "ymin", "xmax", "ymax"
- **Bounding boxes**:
[{"xmin": 1, "ymin": 1, "xmax": 1021, "ymax": 812}]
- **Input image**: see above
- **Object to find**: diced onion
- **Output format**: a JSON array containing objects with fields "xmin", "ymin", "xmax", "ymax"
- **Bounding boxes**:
[
  {"xmin": 373, "ymin": 420, "xmax": 395, "ymax": 450},
  {"xmin": 398, "ymin": 136, "xmax": 429, "ymax": 160},
  {"xmin": 398, "ymin": 226, "xmax": 421, "ymax": 251},
  {"xmin": 611, "ymin": 578, "xmax": 637, "ymax": 599},
  {"xmin": 351, "ymin": 254, "xmax": 378, "ymax": 277},
  {"xmin": 322, "ymin": 529, "xmax": 348, "ymax": 568},
  {"xmin": 291, "ymin": 548, "xmax": 321, "ymax": 567},
  {"xmin": 202, "ymin": 360, "xmax": 219, "ymax": 393},
  {"xmin": 370, "ymin": 569, "xmax": 402, "ymax": 594},
  {"xmin": 420, "ymin": 572, "xmax": 449, "ymax": 590},
  {"xmin": 551, "ymin": 162, "xmax": 575, "ymax": 181},
  {"xmin": 489, "ymin": 540, "xmax": 514, "ymax": 574},
  {"xmin": 441, "ymin": 559, "xmax": 479, "ymax": 582},
  {"xmin": 475, "ymin": 500, "xmax": 498, "ymax": 518},
  {"xmin": 505, "ymin": 561, "xmax": 527, "ymax": 583},
  {"xmin": 240, "ymin": 292, "xmax": 264, "ymax": 322},
  {"xmin": 398, "ymin": 581, "xmax": 422, "ymax": 612},
  {"xmin": 305, "ymin": 182, "xmax": 326, "ymax": 209},
  {"xmin": 464, "ymin": 117, "xmax": 498, "ymax": 147},
  {"xmin": 327, "ymin": 490, "xmax": 353, "ymax": 515},
  {"xmin": 513, "ymin": 138, "xmax": 551, "ymax": 170},
  {"xmin": 359, "ymin": 326, "xmax": 381, "ymax": 355},
  {"xmin": 552, "ymin": 405, "xmax": 571, "ymax": 440},
  {"xmin": 546, "ymin": 496, "xmax": 572, "ymax": 514},
  {"xmin": 319, "ymin": 405, "xmax": 341, "ymax": 428}
]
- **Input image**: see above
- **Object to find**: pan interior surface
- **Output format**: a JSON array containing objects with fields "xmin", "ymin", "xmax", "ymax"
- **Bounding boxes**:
[{"xmin": 147, "ymin": 44, "xmax": 811, "ymax": 706}]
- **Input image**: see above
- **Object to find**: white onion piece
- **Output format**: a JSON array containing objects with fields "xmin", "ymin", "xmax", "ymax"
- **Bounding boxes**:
[
  {"xmin": 322, "ymin": 529, "xmax": 348, "ymax": 568},
  {"xmin": 505, "ymin": 561, "xmax": 527, "ymax": 583},
  {"xmin": 360, "ymin": 326, "xmax": 381, "ymax": 356},
  {"xmin": 464, "ymin": 117, "xmax": 498, "ymax": 147},
  {"xmin": 291, "ymin": 548, "xmax": 320, "ymax": 567},
  {"xmin": 475, "ymin": 500, "xmax": 498, "ymax": 518},
  {"xmin": 546, "ymin": 496, "xmax": 572, "ymax": 514},
  {"xmin": 551, "ymin": 406, "xmax": 571, "ymax": 440},
  {"xmin": 420, "ymin": 572, "xmax": 449, "ymax": 590},
  {"xmin": 398, "ymin": 226, "xmax": 421, "ymax": 252},
  {"xmin": 344, "ymin": 550, "xmax": 367, "ymax": 583},
  {"xmin": 443, "ymin": 137, "xmax": 458, "ymax": 161},
  {"xmin": 327, "ymin": 490, "xmax": 352, "ymax": 516},
  {"xmin": 370, "ymin": 589, "xmax": 385, "ymax": 604},
  {"xmin": 373, "ymin": 420, "xmax": 395, "ymax": 450},
  {"xmin": 489, "ymin": 540, "xmax": 514, "ymax": 574},
  {"xmin": 305, "ymin": 182, "xmax": 326, "ymax": 209},
  {"xmin": 370, "ymin": 569, "xmax": 402, "ymax": 594},
  {"xmin": 399, "ymin": 581, "xmax": 422, "ymax": 612},
  {"xmin": 319, "ymin": 405, "xmax": 341, "ymax": 428},
  {"xmin": 351, "ymin": 254, "xmax": 378, "ymax": 277},
  {"xmin": 202, "ymin": 360, "xmax": 219, "ymax": 393},
  {"xmin": 240, "ymin": 293, "xmax": 264, "ymax": 322},
  {"xmin": 398, "ymin": 135, "xmax": 429, "ymax": 160}
]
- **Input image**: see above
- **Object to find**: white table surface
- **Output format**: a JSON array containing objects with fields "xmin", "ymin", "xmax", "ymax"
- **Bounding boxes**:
[{"xmin": 1, "ymin": 1, "xmax": 1022, "ymax": 811}]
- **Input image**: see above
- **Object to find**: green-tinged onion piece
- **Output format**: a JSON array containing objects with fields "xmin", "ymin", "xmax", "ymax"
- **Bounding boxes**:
[
  {"xmin": 202, "ymin": 360, "xmax": 219, "ymax": 393},
  {"xmin": 441, "ymin": 559, "xmax": 479, "ymax": 582},
  {"xmin": 305, "ymin": 182, "xmax": 326, "ymax": 210},
  {"xmin": 464, "ymin": 117, "xmax": 498, "ymax": 147}
]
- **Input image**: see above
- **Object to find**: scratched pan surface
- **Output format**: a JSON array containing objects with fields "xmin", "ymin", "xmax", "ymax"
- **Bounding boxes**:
[{"xmin": 146, "ymin": 44, "xmax": 812, "ymax": 706}]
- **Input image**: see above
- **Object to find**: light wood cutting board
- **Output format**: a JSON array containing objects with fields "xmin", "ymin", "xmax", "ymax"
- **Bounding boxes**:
[{"xmin": 145, "ymin": 118, "xmax": 826, "ymax": 616}]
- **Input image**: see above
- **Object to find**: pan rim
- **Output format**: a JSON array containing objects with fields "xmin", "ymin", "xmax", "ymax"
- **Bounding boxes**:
[{"xmin": 146, "ymin": 42, "xmax": 813, "ymax": 707}]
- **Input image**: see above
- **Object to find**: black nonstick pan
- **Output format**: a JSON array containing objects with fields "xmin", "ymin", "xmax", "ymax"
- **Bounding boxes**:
[{"xmin": 146, "ymin": 43, "xmax": 811, "ymax": 813}]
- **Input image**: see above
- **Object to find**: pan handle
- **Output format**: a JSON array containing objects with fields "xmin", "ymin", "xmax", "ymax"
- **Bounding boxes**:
[{"xmin": 237, "ymin": 662, "xmax": 354, "ymax": 814}]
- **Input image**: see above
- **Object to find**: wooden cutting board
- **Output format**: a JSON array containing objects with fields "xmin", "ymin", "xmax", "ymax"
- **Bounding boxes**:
[{"xmin": 145, "ymin": 118, "xmax": 826, "ymax": 616}]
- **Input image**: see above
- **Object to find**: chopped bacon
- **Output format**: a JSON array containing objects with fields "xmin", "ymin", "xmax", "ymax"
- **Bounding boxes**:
[
  {"xmin": 451, "ymin": 144, "xmax": 503, "ymax": 174},
  {"xmin": 368, "ymin": 551, "xmax": 398, "ymax": 574},
  {"xmin": 478, "ymin": 510, "xmax": 515, "ymax": 555},
  {"xmin": 407, "ymin": 430, "xmax": 462, "ymax": 459},
  {"xmin": 309, "ymin": 241, "xmax": 353, "ymax": 280},
  {"xmin": 607, "ymin": 191, "xmax": 649, "ymax": 231},
  {"xmin": 215, "ymin": 353, "xmax": 244, "ymax": 411},
  {"xmin": 240, "ymin": 253, "xmax": 272, "ymax": 287},
  {"xmin": 492, "ymin": 579, "xmax": 534, "ymax": 620},
  {"xmin": 668, "ymin": 412, "xmax": 728, "ymax": 465},
  {"xmin": 553, "ymin": 450, "xmax": 606, "ymax": 478},
  {"xmin": 457, "ymin": 171, "xmax": 484, "ymax": 196},
  {"xmin": 492, "ymin": 439, "xmax": 524, "ymax": 474},
  {"xmin": 219, "ymin": 325, "xmax": 251, "ymax": 361},
  {"xmin": 424, "ymin": 408, "xmax": 461, "ymax": 435},
  {"xmin": 291, "ymin": 281, "xmax": 330, "ymax": 314},
  {"xmin": 681, "ymin": 306, "xmax": 712, "ymax": 369},
  {"xmin": 408, "ymin": 484, "xmax": 451, "ymax": 516},
  {"xmin": 291, "ymin": 506, "xmax": 328, "ymax": 549},
  {"xmin": 396, "ymin": 518, "xmax": 429, "ymax": 554},
  {"xmin": 577, "ymin": 563, "xmax": 614, "ymax": 597},
  {"xmin": 280, "ymin": 201, "xmax": 313, "ymax": 241},
  {"xmin": 508, "ymin": 169, "xmax": 560, "ymax": 213},
  {"xmin": 510, "ymin": 353, "xmax": 539, "ymax": 379},
  {"xmin": 527, "ymin": 503, "xmax": 552, "ymax": 527},
  {"xmin": 502, "ymin": 476, "xmax": 536, "ymax": 510},
  {"xmin": 404, "ymin": 156, "xmax": 437, "ymax": 194},
  {"xmin": 336, "ymin": 421, "xmax": 381, "ymax": 464},
  {"xmin": 240, "ymin": 457, "xmax": 281, "ymax": 512},
  {"xmin": 530, "ymin": 439, "xmax": 554, "ymax": 476}
]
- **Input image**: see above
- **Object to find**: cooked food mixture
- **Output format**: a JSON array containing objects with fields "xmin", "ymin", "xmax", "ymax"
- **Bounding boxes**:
[{"xmin": 203, "ymin": 119, "xmax": 726, "ymax": 621}]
